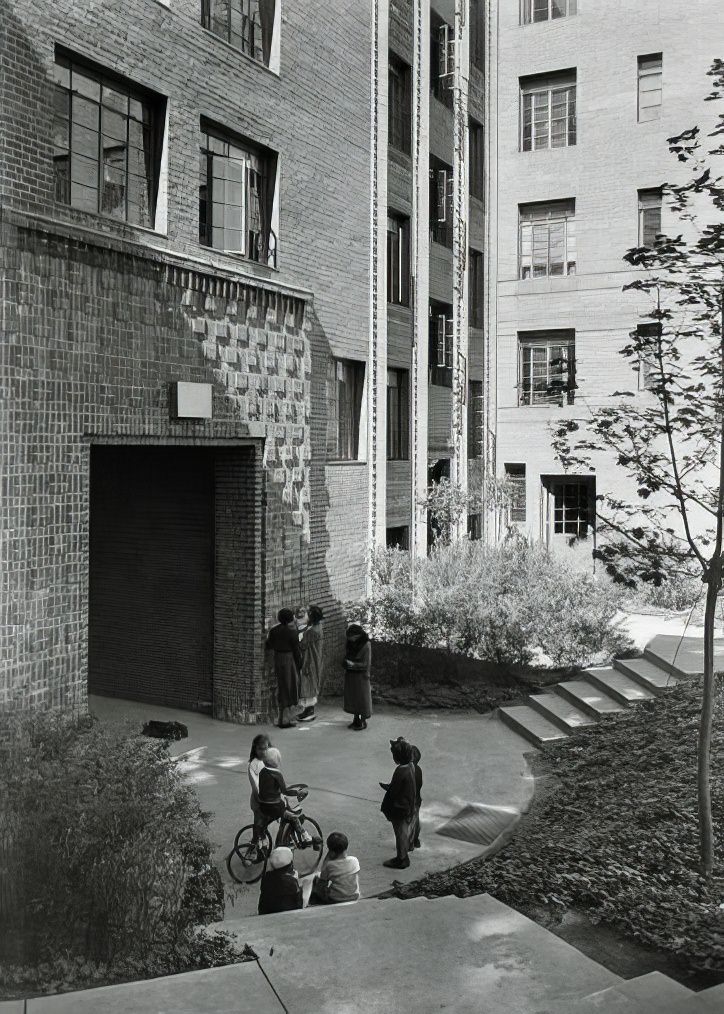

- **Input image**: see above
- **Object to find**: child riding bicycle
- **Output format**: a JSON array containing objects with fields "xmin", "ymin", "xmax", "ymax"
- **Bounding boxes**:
[{"xmin": 258, "ymin": 747, "xmax": 313, "ymax": 845}]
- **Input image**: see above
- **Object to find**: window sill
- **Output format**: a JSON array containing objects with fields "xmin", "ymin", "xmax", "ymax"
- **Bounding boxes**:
[
  {"xmin": 201, "ymin": 246, "xmax": 279, "ymax": 274},
  {"xmin": 54, "ymin": 202, "xmax": 168, "ymax": 239},
  {"xmin": 387, "ymin": 458, "xmax": 411, "ymax": 464},
  {"xmin": 326, "ymin": 459, "xmax": 368, "ymax": 466},
  {"xmin": 200, "ymin": 27, "xmax": 280, "ymax": 78}
]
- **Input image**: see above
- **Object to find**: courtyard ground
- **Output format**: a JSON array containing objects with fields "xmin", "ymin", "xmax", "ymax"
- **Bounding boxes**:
[{"xmin": 89, "ymin": 696, "xmax": 535, "ymax": 917}]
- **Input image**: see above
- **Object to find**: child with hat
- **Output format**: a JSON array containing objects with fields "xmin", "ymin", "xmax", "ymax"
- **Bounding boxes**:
[{"xmin": 257, "ymin": 847, "xmax": 303, "ymax": 915}]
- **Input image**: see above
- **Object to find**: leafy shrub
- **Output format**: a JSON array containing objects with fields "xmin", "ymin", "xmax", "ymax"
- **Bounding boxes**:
[
  {"xmin": 0, "ymin": 710, "xmax": 226, "ymax": 977},
  {"xmin": 394, "ymin": 680, "xmax": 724, "ymax": 971},
  {"xmin": 349, "ymin": 541, "xmax": 631, "ymax": 669}
]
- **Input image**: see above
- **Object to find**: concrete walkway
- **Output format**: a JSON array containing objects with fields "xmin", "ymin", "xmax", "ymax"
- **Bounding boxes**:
[{"xmin": 90, "ymin": 697, "xmax": 535, "ymax": 917}]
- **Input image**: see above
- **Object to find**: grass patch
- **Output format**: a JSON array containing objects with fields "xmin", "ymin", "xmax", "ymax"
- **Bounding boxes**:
[{"xmin": 394, "ymin": 678, "xmax": 724, "ymax": 971}]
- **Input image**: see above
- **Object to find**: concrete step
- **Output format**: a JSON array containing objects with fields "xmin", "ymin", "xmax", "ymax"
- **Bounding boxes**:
[
  {"xmin": 553, "ymin": 679, "xmax": 626, "ymax": 719},
  {"xmin": 221, "ymin": 894, "xmax": 427, "ymax": 933},
  {"xmin": 694, "ymin": 982, "xmax": 724, "ymax": 1011},
  {"xmin": 527, "ymin": 692, "xmax": 598, "ymax": 732},
  {"xmin": 559, "ymin": 986, "xmax": 643, "ymax": 1012},
  {"xmin": 614, "ymin": 655, "xmax": 678, "ymax": 694},
  {"xmin": 498, "ymin": 704, "xmax": 570, "ymax": 747},
  {"xmin": 583, "ymin": 667, "xmax": 658, "ymax": 707},
  {"xmin": 615, "ymin": 971, "xmax": 695, "ymax": 1012}
]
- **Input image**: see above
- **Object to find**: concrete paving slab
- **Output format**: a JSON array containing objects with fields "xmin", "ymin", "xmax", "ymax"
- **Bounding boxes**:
[
  {"xmin": 498, "ymin": 705, "xmax": 569, "ymax": 746},
  {"xmin": 614, "ymin": 656, "xmax": 678, "ymax": 692},
  {"xmin": 528, "ymin": 692, "xmax": 596, "ymax": 730},
  {"xmin": 90, "ymin": 697, "xmax": 534, "ymax": 919},
  {"xmin": 25, "ymin": 961, "xmax": 280, "ymax": 1013},
  {"xmin": 583, "ymin": 667, "xmax": 657, "ymax": 705},
  {"xmin": 0, "ymin": 1003, "xmax": 26, "ymax": 1013},
  {"xmin": 554, "ymin": 680, "xmax": 625, "ymax": 717},
  {"xmin": 227, "ymin": 892, "xmax": 620, "ymax": 1014},
  {"xmin": 645, "ymin": 634, "xmax": 724, "ymax": 677}
]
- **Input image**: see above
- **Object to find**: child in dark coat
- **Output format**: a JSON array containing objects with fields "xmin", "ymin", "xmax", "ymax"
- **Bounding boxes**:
[
  {"xmin": 257, "ymin": 847, "xmax": 302, "ymax": 915},
  {"xmin": 409, "ymin": 744, "xmax": 423, "ymax": 850},
  {"xmin": 379, "ymin": 738, "xmax": 416, "ymax": 869}
]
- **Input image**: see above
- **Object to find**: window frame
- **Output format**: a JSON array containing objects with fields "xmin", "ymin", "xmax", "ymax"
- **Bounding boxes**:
[
  {"xmin": 429, "ymin": 307, "xmax": 454, "ymax": 388},
  {"xmin": 469, "ymin": 248, "xmax": 484, "ymax": 327},
  {"xmin": 549, "ymin": 477, "xmax": 594, "ymax": 539},
  {"xmin": 521, "ymin": 0, "xmax": 577, "ymax": 24},
  {"xmin": 637, "ymin": 53, "xmax": 662, "ymax": 123},
  {"xmin": 518, "ymin": 199, "xmax": 576, "ymax": 279},
  {"xmin": 429, "ymin": 157, "xmax": 454, "ymax": 248},
  {"xmin": 430, "ymin": 12, "xmax": 455, "ymax": 108},
  {"xmin": 636, "ymin": 322, "xmax": 661, "ymax": 391},
  {"xmin": 199, "ymin": 124, "xmax": 277, "ymax": 266},
  {"xmin": 387, "ymin": 212, "xmax": 411, "ymax": 306},
  {"xmin": 388, "ymin": 54, "xmax": 412, "ymax": 156},
  {"xmin": 386, "ymin": 368, "xmax": 410, "ymax": 461},
  {"xmin": 504, "ymin": 463, "xmax": 527, "ymax": 523},
  {"xmin": 638, "ymin": 188, "xmax": 662, "ymax": 249},
  {"xmin": 520, "ymin": 71, "xmax": 577, "ymax": 151},
  {"xmin": 327, "ymin": 358, "xmax": 366, "ymax": 462},
  {"xmin": 518, "ymin": 330, "xmax": 576, "ymax": 407},
  {"xmin": 469, "ymin": 118, "xmax": 484, "ymax": 202},
  {"xmin": 200, "ymin": 0, "xmax": 276, "ymax": 67},
  {"xmin": 467, "ymin": 379, "xmax": 484, "ymax": 458},
  {"xmin": 51, "ymin": 52, "xmax": 165, "ymax": 229}
]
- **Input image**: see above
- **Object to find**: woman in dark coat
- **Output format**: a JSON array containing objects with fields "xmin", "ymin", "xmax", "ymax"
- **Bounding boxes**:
[
  {"xmin": 266, "ymin": 608, "xmax": 303, "ymax": 729},
  {"xmin": 343, "ymin": 624, "xmax": 372, "ymax": 731}
]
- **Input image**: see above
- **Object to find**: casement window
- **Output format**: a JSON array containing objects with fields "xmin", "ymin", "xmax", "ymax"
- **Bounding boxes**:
[
  {"xmin": 429, "ymin": 305, "xmax": 454, "ymax": 389},
  {"xmin": 504, "ymin": 463, "xmax": 527, "ymax": 522},
  {"xmin": 386, "ymin": 526, "xmax": 410, "ymax": 551},
  {"xmin": 638, "ymin": 188, "xmax": 662, "ymax": 248},
  {"xmin": 521, "ymin": 0, "xmax": 577, "ymax": 24},
  {"xmin": 467, "ymin": 379, "xmax": 484, "ymax": 458},
  {"xmin": 519, "ymin": 330, "xmax": 576, "ymax": 406},
  {"xmin": 638, "ymin": 54, "xmax": 662, "ymax": 122},
  {"xmin": 430, "ymin": 13, "xmax": 454, "ymax": 108},
  {"xmin": 469, "ymin": 119, "xmax": 484, "ymax": 201},
  {"xmin": 387, "ymin": 213, "xmax": 410, "ymax": 306},
  {"xmin": 199, "ymin": 127, "xmax": 277, "ymax": 265},
  {"xmin": 470, "ymin": 0, "xmax": 484, "ymax": 70},
  {"xmin": 469, "ymin": 249, "xmax": 484, "ymax": 327},
  {"xmin": 326, "ymin": 359, "xmax": 365, "ymax": 461},
  {"xmin": 429, "ymin": 156, "xmax": 453, "ymax": 248},
  {"xmin": 389, "ymin": 55, "xmax": 412, "ymax": 156},
  {"xmin": 51, "ymin": 54, "xmax": 164, "ymax": 227},
  {"xmin": 201, "ymin": 0, "xmax": 276, "ymax": 67},
  {"xmin": 519, "ymin": 200, "xmax": 576, "ymax": 278},
  {"xmin": 636, "ymin": 322, "xmax": 661, "ymax": 391},
  {"xmin": 549, "ymin": 477, "xmax": 593, "ymax": 538},
  {"xmin": 387, "ymin": 369, "xmax": 410, "ymax": 461},
  {"xmin": 521, "ymin": 70, "xmax": 576, "ymax": 151}
]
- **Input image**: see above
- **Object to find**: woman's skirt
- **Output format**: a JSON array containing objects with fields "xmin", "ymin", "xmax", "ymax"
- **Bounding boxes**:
[
  {"xmin": 343, "ymin": 671, "xmax": 372, "ymax": 719},
  {"xmin": 275, "ymin": 651, "xmax": 299, "ymax": 709}
]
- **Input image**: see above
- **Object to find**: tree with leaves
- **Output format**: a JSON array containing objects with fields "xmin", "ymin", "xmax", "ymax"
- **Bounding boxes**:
[{"xmin": 552, "ymin": 59, "xmax": 724, "ymax": 877}]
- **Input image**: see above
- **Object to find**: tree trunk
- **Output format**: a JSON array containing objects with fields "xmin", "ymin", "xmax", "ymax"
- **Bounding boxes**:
[{"xmin": 698, "ymin": 567, "xmax": 719, "ymax": 877}]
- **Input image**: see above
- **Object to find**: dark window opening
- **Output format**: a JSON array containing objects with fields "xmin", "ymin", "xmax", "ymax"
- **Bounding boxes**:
[
  {"xmin": 386, "ymin": 525, "xmax": 410, "ymax": 551},
  {"xmin": 201, "ymin": 0, "xmax": 276, "ymax": 66},
  {"xmin": 467, "ymin": 513, "xmax": 482, "ymax": 540},
  {"xmin": 469, "ymin": 118, "xmax": 484, "ymax": 202},
  {"xmin": 387, "ymin": 368, "xmax": 410, "ymax": 460},
  {"xmin": 429, "ymin": 155, "xmax": 453, "ymax": 248},
  {"xmin": 638, "ymin": 188, "xmax": 662, "ymax": 248},
  {"xmin": 429, "ymin": 301, "xmax": 454, "ymax": 388},
  {"xmin": 389, "ymin": 54, "xmax": 412, "ymax": 155},
  {"xmin": 51, "ymin": 52, "xmax": 165, "ymax": 227},
  {"xmin": 327, "ymin": 358, "xmax": 365, "ymax": 460},
  {"xmin": 470, "ymin": 0, "xmax": 484, "ymax": 69},
  {"xmin": 469, "ymin": 248, "xmax": 484, "ymax": 327},
  {"xmin": 468, "ymin": 379, "xmax": 483, "ymax": 458},
  {"xmin": 636, "ymin": 322, "xmax": 661, "ymax": 391},
  {"xmin": 199, "ymin": 125, "xmax": 277, "ymax": 266},
  {"xmin": 387, "ymin": 213, "xmax": 411, "ymax": 306}
]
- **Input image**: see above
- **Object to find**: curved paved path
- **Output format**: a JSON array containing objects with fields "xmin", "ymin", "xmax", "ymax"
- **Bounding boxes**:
[{"xmin": 90, "ymin": 697, "xmax": 534, "ymax": 918}]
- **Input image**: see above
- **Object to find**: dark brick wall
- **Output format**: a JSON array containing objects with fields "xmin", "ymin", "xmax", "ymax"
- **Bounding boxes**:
[{"xmin": 0, "ymin": 0, "xmax": 373, "ymax": 717}]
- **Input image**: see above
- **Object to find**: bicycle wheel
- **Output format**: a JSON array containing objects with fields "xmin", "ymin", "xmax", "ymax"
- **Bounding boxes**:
[
  {"xmin": 280, "ymin": 815, "xmax": 324, "ymax": 877},
  {"xmin": 226, "ymin": 824, "xmax": 272, "ymax": 885}
]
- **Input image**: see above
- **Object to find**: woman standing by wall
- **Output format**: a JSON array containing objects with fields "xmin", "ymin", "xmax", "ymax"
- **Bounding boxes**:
[
  {"xmin": 297, "ymin": 605, "xmax": 324, "ymax": 722},
  {"xmin": 266, "ymin": 608, "xmax": 303, "ymax": 729},
  {"xmin": 343, "ymin": 624, "xmax": 372, "ymax": 731}
]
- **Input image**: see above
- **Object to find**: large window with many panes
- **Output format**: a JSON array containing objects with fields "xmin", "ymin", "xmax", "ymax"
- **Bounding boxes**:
[
  {"xmin": 520, "ymin": 70, "xmax": 576, "ymax": 151},
  {"xmin": 51, "ymin": 53, "xmax": 165, "ymax": 227},
  {"xmin": 387, "ymin": 213, "xmax": 410, "ymax": 306},
  {"xmin": 327, "ymin": 359, "xmax": 366, "ymax": 461},
  {"xmin": 548, "ymin": 477, "xmax": 594, "ymax": 539},
  {"xmin": 637, "ymin": 54, "xmax": 662, "ymax": 122},
  {"xmin": 199, "ymin": 126, "xmax": 277, "ymax": 265},
  {"xmin": 389, "ymin": 54, "xmax": 412, "ymax": 155},
  {"xmin": 387, "ymin": 369, "xmax": 410, "ymax": 461},
  {"xmin": 519, "ymin": 200, "xmax": 576, "ymax": 278},
  {"xmin": 519, "ymin": 330, "xmax": 576, "ymax": 406},
  {"xmin": 521, "ymin": 0, "xmax": 576, "ymax": 23},
  {"xmin": 201, "ymin": 0, "xmax": 276, "ymax": 67}
]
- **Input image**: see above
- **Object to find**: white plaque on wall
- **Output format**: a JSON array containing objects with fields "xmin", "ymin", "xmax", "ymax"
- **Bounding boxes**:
[{"xmin": 171, "ymin": 382, "xmax": 213, "ymax": 419}]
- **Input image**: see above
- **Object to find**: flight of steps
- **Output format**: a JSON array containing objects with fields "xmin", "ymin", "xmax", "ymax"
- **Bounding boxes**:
[
  {"xmin": 498, "ymin": 641, "xmax": 682, "ymax": 748},
  {"xmin": 559, "ymin": 971, "xmax": 724, "ymax": 1013}
]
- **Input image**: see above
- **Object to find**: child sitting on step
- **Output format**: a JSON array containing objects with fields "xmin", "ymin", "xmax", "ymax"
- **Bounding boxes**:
[{"xmin": 309, "ymin": 831, "xmax": 361, "ymax": 905}]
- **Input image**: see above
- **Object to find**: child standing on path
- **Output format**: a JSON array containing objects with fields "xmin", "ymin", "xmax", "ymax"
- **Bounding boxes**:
[
  {"xmin": 409, "ymin": 744, "xmax": 423, "ymax": 851},
  {"xmin": 379, "ymin": 738, "xmax": 416, "ymax": 869}
]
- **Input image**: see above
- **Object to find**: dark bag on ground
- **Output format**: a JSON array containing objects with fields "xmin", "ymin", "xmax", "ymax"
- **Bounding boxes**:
[{"xmin": 142, "ymin": 720, "xmax": 188, "ymax": 741}]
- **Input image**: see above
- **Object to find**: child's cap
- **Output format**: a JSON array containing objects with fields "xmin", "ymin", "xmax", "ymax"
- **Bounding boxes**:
[{"xmin": 268, "ymin": 847, "xmax": 294, "ymax": 870}]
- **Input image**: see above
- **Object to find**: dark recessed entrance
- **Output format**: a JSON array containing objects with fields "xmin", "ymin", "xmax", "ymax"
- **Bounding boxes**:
[{"xmin": 89, "ymin": 446, "xmax": 214, "ymax": 711}]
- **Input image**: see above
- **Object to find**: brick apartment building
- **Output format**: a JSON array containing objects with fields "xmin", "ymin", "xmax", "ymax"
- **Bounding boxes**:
[
  {"xmin": 488, "ymin": 0, "xmax": 722, "ymax": 561},
  {"xmin": 0, "ymin": 0, "xmax": 376, "ymax": 720}
]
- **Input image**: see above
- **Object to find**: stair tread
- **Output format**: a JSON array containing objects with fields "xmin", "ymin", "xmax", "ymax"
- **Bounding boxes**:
[
  {"xmin": 530, "ymin": 693, "xmax": 597, "ymax": 727},
  {"xmin": 617, "ymin": 656, "xmax": 678, "ymax": 688},
  {"xmin": 556, "ymin": 680, "xmax": 625, "ymax": 713},
  {"xmin": 499, "ymin": 705, "xmax": 569, "ymax": 741},
  {"xmin": 617, "ymin": 971, "xmax": 693, "ymax": 1004},
  {"xmin": 585, "ymin": 667, "xmax": 657, "ymax": 702}
]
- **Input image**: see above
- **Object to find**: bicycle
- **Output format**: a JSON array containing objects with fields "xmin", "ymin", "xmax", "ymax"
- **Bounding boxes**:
[{"xmin": 226, "ymin": 783, "xmax": 324, "ymax": 885}]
